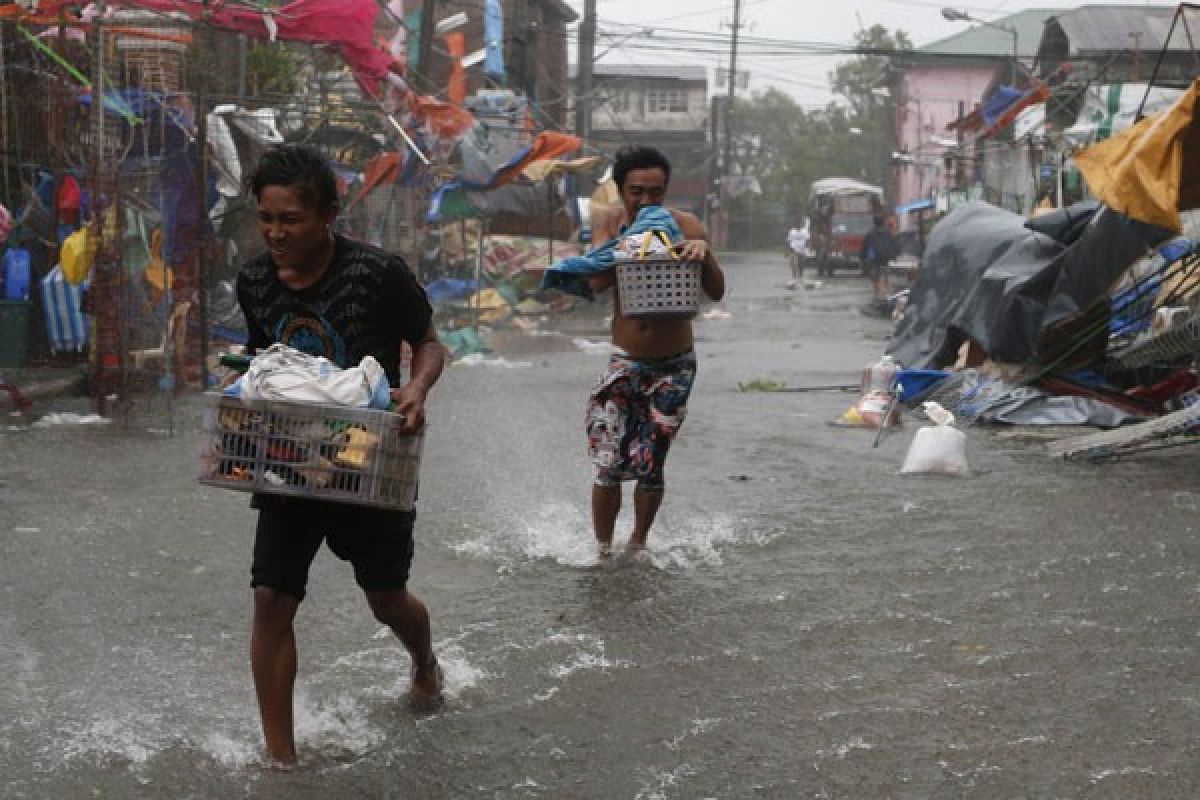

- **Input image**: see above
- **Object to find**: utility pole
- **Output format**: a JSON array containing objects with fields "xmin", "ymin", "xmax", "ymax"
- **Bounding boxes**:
[
  {"xmin": 416, "ymin": 0, "xmax": 437, "ymax": 94},
  {"xmin": 1130, "ymin": 31, "xmax": 1143, "ymax": 81},
  {"xmin": 721, "ymin": 0, "xmax": 743, "ymax": 248},
  {"xmin": 524, "ymin": 4, "xmax": 538, "ymax": 108},
  {"xmin": 574, "ymin": 0, "xmax": 596, "ymax": 149}
]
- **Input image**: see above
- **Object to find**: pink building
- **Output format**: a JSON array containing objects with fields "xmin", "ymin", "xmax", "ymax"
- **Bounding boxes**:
[{"xmin": 892, "ymin": 10, "xmax": 1063, "ymax": 231}]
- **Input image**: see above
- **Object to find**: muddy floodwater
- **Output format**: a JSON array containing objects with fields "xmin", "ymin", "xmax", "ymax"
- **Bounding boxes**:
[{"xmin": 2, "ymin": 253, "xmax": 1199, "ymax": 798}]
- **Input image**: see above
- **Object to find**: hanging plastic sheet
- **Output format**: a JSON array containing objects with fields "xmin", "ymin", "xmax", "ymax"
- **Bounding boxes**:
[
  {"xmin": 426, "ymin": 132, "xmax": 581, "ymax": 222},
  {"xmin": 40, "ymin": 265, "xmax": 88, "ymax": 353},
  {"xmin": 484, "ymin": 0, "xmax": 505, "ymax": 80},
  {"xmin": 446, "ymin": 32, "xmax": 467, "ymax": 105},
  {"xmin": 1075, "ymin": 77, "xmax": 1200, "ymax": 234},
  {"xmin": 106, "ymin": 0, "xmax": 396, "ymax": 94}
]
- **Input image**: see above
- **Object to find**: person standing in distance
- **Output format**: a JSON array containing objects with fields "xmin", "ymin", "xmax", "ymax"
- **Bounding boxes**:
[
  {"xmin": 786, "ymin": 217, "xmax": 811, "ymax": 285},
  {"xmin": 235, "ymin": 143, "xmax": 446, "ymax": 766},
  {"xmin": 586, "ymin": 145, "xmax": 726, "ymax": 557}
]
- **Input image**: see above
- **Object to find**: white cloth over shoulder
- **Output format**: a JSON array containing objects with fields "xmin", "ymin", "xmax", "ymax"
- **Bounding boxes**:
[{"xmin": 224, "ymin": 344, "xmax": 391, "ymax": 409}]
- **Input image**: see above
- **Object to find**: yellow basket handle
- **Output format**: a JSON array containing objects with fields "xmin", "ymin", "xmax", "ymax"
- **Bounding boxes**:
[{"xmin": 657, "ymin": 230, "xmax": 679, "ymax": 260}]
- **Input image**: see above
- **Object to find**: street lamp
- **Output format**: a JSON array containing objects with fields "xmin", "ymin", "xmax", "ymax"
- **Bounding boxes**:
[{"xmin": 941, "ymin": 7, "xmax": 1019, "ymax": 85}]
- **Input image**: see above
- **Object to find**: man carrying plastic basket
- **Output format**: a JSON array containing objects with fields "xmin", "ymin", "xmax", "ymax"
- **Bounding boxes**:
[
  {"xmin": 235, "ymin": 144, "xmax": 446, "ymax": 766},
  {"xmin": 583, "ymin": 145, "xmax": 726, "ymax": 557}
]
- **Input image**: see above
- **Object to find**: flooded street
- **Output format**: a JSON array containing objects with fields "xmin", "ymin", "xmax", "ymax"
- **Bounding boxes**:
[{"xmin": 3, "ymin": 252, "xmax": 1199, "ymax": 798}]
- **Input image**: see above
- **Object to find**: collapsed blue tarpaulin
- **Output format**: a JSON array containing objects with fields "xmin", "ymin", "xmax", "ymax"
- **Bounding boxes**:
[{"xmin": 1109, "ymin": 237, "xmax": 1194, "ymax": 335}]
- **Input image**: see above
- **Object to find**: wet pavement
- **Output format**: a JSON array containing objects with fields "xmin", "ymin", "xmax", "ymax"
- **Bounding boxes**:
[{"xmin": 2, "ymin": 253, "xmax": 1199, "ymax": 798}]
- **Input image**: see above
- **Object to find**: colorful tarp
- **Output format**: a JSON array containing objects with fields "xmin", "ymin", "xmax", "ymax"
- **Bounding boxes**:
[
  {"xmin": 108, "ymin": 0, "xmax": 396, "ymax": 94},
  {"xmin": 1074, "ymin": 77, "xmax": 1200, "ymax": 233},
  {"xmin": 427, "ymin": 132, "xmax": 581, "ymax": 222}
]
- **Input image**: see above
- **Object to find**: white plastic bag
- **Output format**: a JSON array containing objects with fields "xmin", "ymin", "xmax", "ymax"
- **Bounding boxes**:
[
  {"xmin": 223, "ymin": 344, "xmax": 391, "ymax": 409},
  {"xmin": 900, "ymin": 402, "xmax": 969, "ymax": 476}
]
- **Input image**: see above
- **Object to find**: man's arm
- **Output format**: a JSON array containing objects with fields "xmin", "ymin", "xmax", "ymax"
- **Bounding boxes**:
[
  {"xmin": 390, "ymin": 321, "xmax": 446, "ymax": 433},
  {"xmin": 672, "ymin": 210, "xmax": 725, "ymax": 302}
]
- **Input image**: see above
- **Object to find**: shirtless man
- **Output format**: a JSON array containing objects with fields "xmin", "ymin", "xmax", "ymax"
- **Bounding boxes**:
[{"xmin": 586, "ymin": 145, "xmax": 725, "ymax": 556}]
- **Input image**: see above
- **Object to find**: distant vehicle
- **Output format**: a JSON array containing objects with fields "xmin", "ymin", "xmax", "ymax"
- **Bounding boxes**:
[{"xmin": 808, "ymin": 178, "xmax": 885, "ymax": 276}]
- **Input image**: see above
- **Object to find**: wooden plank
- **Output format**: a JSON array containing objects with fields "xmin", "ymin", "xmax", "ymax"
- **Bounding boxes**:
[{"xmin": 1046, "ymin": 404, "xmax": 1200, "ymax": 459}]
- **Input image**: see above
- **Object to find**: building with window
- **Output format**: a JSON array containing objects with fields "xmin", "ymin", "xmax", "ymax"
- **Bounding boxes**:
[
  {"xmin": 890, "ymin": 9, "xmax": 1061, "ymax": 228},
  {"xmin": 571, "ymin": 64, "xmax": 710, "ymax": 215}
]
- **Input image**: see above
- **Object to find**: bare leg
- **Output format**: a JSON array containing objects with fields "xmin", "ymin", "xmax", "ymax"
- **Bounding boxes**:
[
  {"xmin": 251, "ymin": 587, "xmax": 301, "ymax": 765},
  {"xmin": 629, "ymin": 486, "xmax": 665, "ymax": 551},
  {"xmin": 365, "ymin": 589, "xmax": 441, "ymax": 706},
  {"xmin": 591, "ymin": 483, "xmax": 622, "ymax": 557}
]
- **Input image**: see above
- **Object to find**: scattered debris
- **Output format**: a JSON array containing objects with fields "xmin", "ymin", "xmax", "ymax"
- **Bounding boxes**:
[{"xmin": 31, "ymin": 413, "xmax": 110, "ymax": 428}]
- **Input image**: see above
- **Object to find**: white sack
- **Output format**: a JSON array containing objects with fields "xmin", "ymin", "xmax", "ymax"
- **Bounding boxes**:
[{"xmin": 899, "ymin": 401, "xmax": 969, "ymax": 476}]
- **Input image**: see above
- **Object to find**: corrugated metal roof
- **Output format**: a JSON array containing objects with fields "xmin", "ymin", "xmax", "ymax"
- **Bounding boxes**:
[
  {"xmin": 1049, "ymin": 5, "xmax": 1185, "ymax": 54},
  {"xmin": 920, "ymin": 9, "xmax": 1065, "ymax": 58},
  {"xmin": 572, "ymin": 64, "xmax": 707, "ymax": 82}
]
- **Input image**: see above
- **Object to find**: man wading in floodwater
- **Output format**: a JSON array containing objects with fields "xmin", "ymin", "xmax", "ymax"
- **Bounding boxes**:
[
  {"xmin": 236, "ymin": 144, "xmax": 446, "ymax": 766},
  {"xmin": 585, "ymin": 145, "xmax": 726, "ymax": 557}
]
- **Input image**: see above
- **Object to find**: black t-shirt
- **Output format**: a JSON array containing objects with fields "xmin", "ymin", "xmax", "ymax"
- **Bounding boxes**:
[{"xmin": 236, "ymin": 234, "xmax": 432, "ymax": 386}]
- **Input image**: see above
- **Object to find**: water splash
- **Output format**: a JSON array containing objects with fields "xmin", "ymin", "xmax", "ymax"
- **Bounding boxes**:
[
  {"xmin": 292, "ymin": 690, "xmax": 385, "ymax": 759},
  {"xmin": 451, "ymin": 501, "xmax": 754, "ymax": 571}
]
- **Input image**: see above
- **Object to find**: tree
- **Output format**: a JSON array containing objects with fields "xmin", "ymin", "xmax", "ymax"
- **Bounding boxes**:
[
  {"xmin": 830, "ymin": 25, "xmax": 913, "ymax": 196},
  {"xmin": 718, "ymin": 26, "xmax": 912, "ymax": 247},
  {"xmin": 245, "ymin": 41, "xmax": 304, "ymax": 100}
]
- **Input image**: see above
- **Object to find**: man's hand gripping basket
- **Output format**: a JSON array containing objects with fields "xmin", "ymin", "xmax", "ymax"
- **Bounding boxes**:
[
  {"xmin": 615, "ymin": 230, "xmax": 702, "ymax": 319},
  {"xmin": 198, "ymin": 394, "xmax": 423, "ymax": 511}
]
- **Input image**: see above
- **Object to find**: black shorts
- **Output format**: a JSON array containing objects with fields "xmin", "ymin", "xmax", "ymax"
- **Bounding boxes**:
[{"xmin": 250, "ymin": 495, "xmax": 416, "ymax": 601}]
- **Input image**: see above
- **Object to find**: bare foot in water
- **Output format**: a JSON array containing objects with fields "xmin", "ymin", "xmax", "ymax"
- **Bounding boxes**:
[{"xmin": 408, "ymin": 657, "xmax": 444, "ymax": 712}]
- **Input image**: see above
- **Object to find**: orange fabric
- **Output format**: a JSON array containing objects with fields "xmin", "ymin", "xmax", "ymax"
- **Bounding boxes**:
[
  {"xmin": 496, "ymin": 132, "xmax": 582, "ymax": 184},
  {"xmin": 345, "ymin": 152, "xmax": 401, "ymax": 212},
  {"xmin": 1074, "ymin": 77, "xmax": 1200, "ymax": 233},
  {"xmin": 446, "ymin": 32, "xmax": 466, "ymax": 106},
  {"xmin": 412, "ymin": 94, "xmax": 476, "ymax": 138}
]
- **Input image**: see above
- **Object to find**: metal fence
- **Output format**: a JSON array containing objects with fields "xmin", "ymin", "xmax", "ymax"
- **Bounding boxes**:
[{"xmin": 0, "ymin": 11, "xmax": 426, "ymax": 428}]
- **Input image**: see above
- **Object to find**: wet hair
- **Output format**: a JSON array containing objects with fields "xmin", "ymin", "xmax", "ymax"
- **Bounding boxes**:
[
  {"xmin": 612, "ymin": 145, "xmax": 671, "ymax": 190},
  {"xmin": 247, "ymin": 143, "xmax": 339, "ymax": 214}
]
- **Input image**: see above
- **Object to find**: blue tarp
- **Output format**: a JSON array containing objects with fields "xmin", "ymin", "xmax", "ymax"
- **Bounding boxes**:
[
  {"xmin": 981, "ymin": 86, "xmax": 1025, "ymax": 126},
  {"xmin": 895, "ymin": 197, "xmax": 934, "ymax": 215}
]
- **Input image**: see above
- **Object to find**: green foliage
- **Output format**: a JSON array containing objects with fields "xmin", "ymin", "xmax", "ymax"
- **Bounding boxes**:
[
  {"xmin": 829, "ymin": 26, "xmax": 913, "ymax": 195},
  {"xmin": 246, "ymin": 40, "xmax": 302, "ymax": 100},
  {"xmin": 728, "ymin": 26, "xmax": 912, "ymax": 223}
]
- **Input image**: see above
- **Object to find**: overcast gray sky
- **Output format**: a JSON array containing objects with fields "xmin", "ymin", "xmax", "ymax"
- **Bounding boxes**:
[{"xmin": 563, "ymin": 0, "xmax": 1170, "ymax": 106}]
